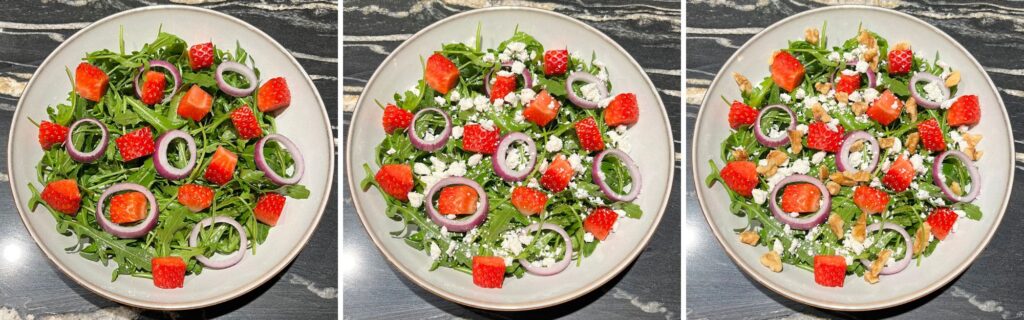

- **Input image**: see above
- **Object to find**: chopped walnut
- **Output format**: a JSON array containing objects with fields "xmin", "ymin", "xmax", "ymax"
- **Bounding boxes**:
[
  {"xmin": 906, "ymin": 97, "xmax": 918, "ymax": 123},
  {"xmin": 815, "ymin": 82, "xmax": 832, "ymax": 95},
  {"xmin": 834, "ymin": 171, "xmax": 871, "ymax": 185},
  {"xmin": 913, "ymin": 222, "xmax": 932, "ymax": 255},
  {"xmin": 906, "ymin": 132, "xmax": 920, "ymax": 154},
  {"xmin": 733, "ymin": 72, "xmax": 753, "ymax": 94},
  {"xmin": 830, "ymin": 172, "xmax": 857, "ymax": 187},
  {"xmin": 945, "ymin": 70, "xmax": 961, "ymax": 88},
  {"xmin": 761, "ymin": 251, "xmax": 783, "ymax": 272},
  {"xmin": 865, "ymin": 249, "xmax": 893, "ymax": 284},
  {"xmin": 836, "ymin": 92, "xmax": 849, "ymax": 104},
  {"xmin": 858, "ymin": 30, "xmax": 877, "ymax": 47},
  {"xmin": 852, "ymin": 101, "xmax": 869, "ymax": 116},
  {"xmin": 826, "ymin": 181, "xmax": 841, "ymax": 195},
  {"xmin": 879, "ymin": 137, "xmax": 896, "ymax": 149},
  {"xmin": 805, "ymin": 27, "xmax": 820, "ymax": 45},
  {"xmin": 853, "ymin": 213, "xmax": 867, "ymax": 242},
  {"xmin": 963, "ymin": 132, "xmax": 984, "ymax": 160},
  {"xmin": 811, "ymin": 103, "xmax": 832, "ymax": 123},
  {"xmin": 732, "ymin": 148, "xmax": 749, "ymax": 161},
  {"xmin": 828, "ymin": 213, "xmax": 845, "ymax": 239},
  {"xmin": 767, "ymin": 150, "xmax": 788, "ymax": 166},
  {"xmin": 950, "ymin": 181, "xmax": 963, "ymax": 196},
  {"xmin": 739, "ymin": 230, "xmax": 760, "ymax": 246},
  {"xmin": 819, "ymin": 166, "xmax": 830, "ymax": 181},
  {"xmin": 756, "ymin": 165, "xmax": 778, "ymax": 177},
  {"xmin": 893, "ymin": 41, "xmax": 912, "ymax": 51},
  {"xmin": 789, "ymin": 130, "xmax": 804, "ymax": 154},
  {"xmin": 850, "ymin": 140, "xmax": 865, "ymax": 152},
  {"xmin": 857, "ymin": 31, "xmax": 880, "ymax": 71}
]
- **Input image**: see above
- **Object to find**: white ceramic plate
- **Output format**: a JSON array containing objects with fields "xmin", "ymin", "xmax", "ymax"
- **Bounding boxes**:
[
  {"xmin": 8, "ymin": 6, "xmax": 334, "ymax": 310},
  {"xmin": 692, "ymin": 5, "xmax": 1013, "ymax": 311},
  {"xmin": 346, "ymin": 7, "xmax": 674, "ymax": 311}
]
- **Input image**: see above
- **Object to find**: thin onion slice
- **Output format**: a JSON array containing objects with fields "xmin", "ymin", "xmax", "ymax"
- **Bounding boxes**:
[
  {"xmin": 518, "ymin": 223, "xmax": 572, "ymax": 276},
  {"xmin": 425, "ymin": 177, "xmax": 488, "ymax": 232},
  {"xmin": 216, "ymin": 61, "xmax": 259, "ymax": 97},
  {"xmin": 768, "ymin": 174, "xmax": 831, "ymax": 230},
  {"xmin": 95, "ymin": 183, "xmax": 159, "ymax": 239},
  {"xmin": 153, "ymin": 130, "xmax": 197, "ymax": 180},
  {"xmin": 592, "ymin": 149, "xmax": 642, "ymax": 202},
  {"xmin": 933, "ymin": 150, "xmax": 981, "ymax": 203},
  {"xmin": 753, "ymin": 104, "xmax": 796, "ymax": 148},
  {"xmin": 491, "ymin": 132, "xmax": 536, "ymax": 182},
  {"xmin": 408, "ymin": 107, "xmax": 451, "ymax": 152},
  {"xmin": 133, "ymin": 60, "xmax": 181, "ymax": 104},
  {"xmin": 255, "ymin": 134, "xmax": 305, "ymax": 186},
  {"xmin": 859, "ymin": 222, "xmax": 913, "ymax": 275},
  {"xmin": 483, "ymin": 61, "xmax": 534, "ymax": 98},
  {"xmin": 909, "ymin": 72, "xmax": 949, "ymax": 109},
  {"xmin": 837, "ymin": 131, "xmax": 879, "ymax": 172},
  {"xmin": 565, "ymin": 72, "xmax": 608, "ymax": 109},
  {"xmin": 65, "ymin": 118, "xmax": 108, "ymax": 163},
  {"xmin": 188, "ymin": 216, "xmax": 248, "ymax": 269}
]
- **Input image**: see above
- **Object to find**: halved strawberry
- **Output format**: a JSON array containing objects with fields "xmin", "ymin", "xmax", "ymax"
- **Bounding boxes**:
[
  {"xmin": 806, "ymin": 121, "xmax": 845, "ymax": 152},
  {"xmin": 115, "ymin": 127, "xmax": 155, "ymax": 162},
  {"xmin": 927, "ymin": 207, "xmax": 958, "ymax": 240},
  {"xmin": 888, "ymin": 49, "xmax": 913, "ymax": 75},
  {"xmin": 256, "ymin": 77, "xmax": 291, "ymax": 112},
  {"xmin": 853, "ymin": 186, "xmax": 890, "ymax": 214},
  {"xmin": 544, "ymin": 49, "xmax": 569, "ymax": 76},
  {"xmin": 917, "ymin": 118, "xmax": 946, "ymax": 152},
  {"xmin": 780, "ymin": 183, "xmax": 821, "ymax": 213},
  {"xmin": 947, "ymin": 95, "xmax": 980, "ymax": 127},
  {"xmin": 510, "ymin": 186, "xmax": 548, "ymax": 215},
  {"xmin": 152, "ymin": 256, "xmax": 186, "ymax": 289},
  {"xmin": 523, "ymin": 90, "xmax": 560, "ymax": 126},
  {"xmin": 75, "ymin": 62, "xmax": 108, "ymax": 102},
  {"xmin": 770, "ymin": 51, "xmax": 805, "ymax": 92},
  {"xmin": 835, "ymin": 73, "xmax": 861, "ymax": 94},
  {"xmin": 720, "ymin": 161, "xmax": 758, "ymax": 197},
  {"xmin": 575, "ymin": 116, "xmax": 605, "ymax": 151},
  {"xmin": 204, "ymin": 146, "xmax": 238, "ymax": 185},
  {"xmin": 177, "ymin": 184, "xmax": 214, "ymax": 212},
  {"xmin": 813, "ymin": 255, "xmax": 847, "ymax": 287},
  {"xmin": 140, "ymin": 70, "xmax": 167, "ymax": 105},
  {"xmin": 254, "ymin": 193, "xmax": 286, "ymax": 226},
  {"xmin": 461, "ymin": 124, "xmax": 501, "ymax": 154},
  {"xmin": 177, "ymin": 85, "xmax": 213, "ymax": 122},
  {"xmin": 540, "ymin": 154, "xmax": 573, "ymax": 192},
  {"xmin": 230, "ymin": 105, "xmax": 263, "ymax": 139},
  {"xmin": 728, "ymin": 101, "xmax": 757, "ymax": 129},
  {"xmin": 489, "ymin": 75, "xmax": 517, "ymax": 103},
  {"xmin": 425, "ymin": 53, "xmax": 459, "ymax": 95},
  {"xmin": 188, "ymin": 42, "xmax": 214, "ymax": 70},
  {"xmin": 883, "ymin": 156, "xmax": 914, "ymax": 192},
  {"xmin": 109, "ymin": 191, "xmax": 148, "ymax": 224},
  {"xmin": 38, "ymin": 121, "xmax": 69, "ymax": 150},
  {"xmin": 41, "ymin": 179, "xmax": 81, "ymax": 215},
  {"xmin": 382, "ymin": 104, "xmax": 413, "ymax": 134},
  {"xmin": 374, "ymin": 164, "xmax": 413, "ymax": 201},
  {"xmin": 438, "ymin": 185, "xmax": 479, "ymax": 215},
  {"xmin": 604, "ymin": 93, "xmax": 639, "ymax": 127},
  {"xmin": 584, "ymin": 207, "xmax": 619, "ymax": 240},
  {"xmin": 867, "ymin": 90, "xmax": 903, "ymax": 126},
  {"xmin": 472, "ymin": 256, "xmax": 505, "ymax": 288}
]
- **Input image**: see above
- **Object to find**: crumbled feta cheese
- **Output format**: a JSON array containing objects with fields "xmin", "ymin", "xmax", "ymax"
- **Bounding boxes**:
[
  {"xmin": 909, "ymin": 154, "xmax": 927, "ymax": 174},
  {"xmin": 447, "ymin": 161, "xmax": 467, "ymax": 177},
  {"xmin": 451, "ymin": 126, "xmax": 464, "ymax": 139},
  {"xmin": 434, "ymin": 96, "xmax": 446, "ymax": 105},
  {"xmin": 855, "ymin": 60, "xmax": 869, "ymax": 73},
  {"xmin": 862, "ymin": 88, "xmax": 880, "ymax": 103},
  {"xmin": 780, "ymin": 93, "xmax": 791, "ymax": 103},
  {"xmin": 386, "ymin": 148, "xmax": 396, "ymax": 155},
  {"xmin": 467, "ymin": 153, "xmax": 483, "ymax": 166},
  {"xmin": 841, "ymin": 69, "xmax": 858, "ymax": 76},
  {"xmin": 827, "ymin": 52, "xmax": 841, "ymax": 62},
  {"xmin": 796, "ymin": 124, "xmax": 809, "ymax": 134},
  {"xmin": 504, "ymin": 92, "xmax": 519, "ymax": 106},
  {"xmin": 795, "ymin": 88, "xmax": 807, "ymax": 99},
  {"xmin": 511, "ymin": 61, "xmax": 526, "ymax": 74},
  {"xmin": 583, "ymin": 232, "xmax": 595, "ymax": 242},
  {"xmin": 772, "ymin": 239, "xmax": 783, "ymax": 254},
  {"xmin": 479, "ymin": 119, "xmax": 496, "ymax": 131},
  {"xmin": 413, "ymin": 163, "xmax": 431, "ymax": 175},
  {"xmin": 429, "ymin": 242, "xmax": 441, "ymax": 260},
  {"xmin": 580, "ymin": 83, "xmax": 603, "ymax": 102},
  {"xmin": 519, "ymin": 88, "xmax": 536, "ymax": 104},
  {"xmin": 545, "ymin": 136, "xmax": 563, "ymax": 152},
  {"xmin": 825, "ymin": 118, "xmax": 840, "ymax": 132},
  {"xmin": 752, "ymin": 189, "xmax": 768, "ymax": 204},
  {"xmin": 922, "ymin": 81, "xmax": 946, "ymax": 103},
  {"xmin": 811, "ymin": 151, "xmax": 827, "ymax": 165},
  {"xmin": 568, "ymin": 154, "xmax": 585, "ymax": 173},
  {"xmin": 408, "ymin": 192, "xmax": 424, "ymax": 208}
]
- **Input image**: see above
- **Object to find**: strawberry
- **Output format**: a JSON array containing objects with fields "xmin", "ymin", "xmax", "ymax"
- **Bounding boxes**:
[
  {"xmin": 780, "ymin": 183, "xmax": 821, "ymax": 213},
  {"xmin": 139, "ymin": 71, "xmax": 167, "ymax": 105},
  {"xmin": 109, "ymin": 191, "xmax": 148, "ymax": 224},
  {"xmin": 770, "ymin": 51, "xmax": 805, "ymax": 92},
  {"xmin": 806, "ymin": 121, "xmax": 845, "ymax": 152},
  {"xmin": 489, "ymin": 74, "xmax": 517, "ymax": 103},
  {"xmin": 917, "ymin": 118, "xmax": 946, "ymax": 152},
  {"xmin": 188, "ymin": 42, "xmax": 214, "ymax": 70},
  {"xmin": 946, "ymin": 95, "xmax": 980, "ymax": 127},
  {"xmin": 254, "ymin": 193, "xmax": 286, "ymax": 226},
  {"xmin": 40, "ymin": 179, "xmax": 81, "ymax": 215},
  {"xmin": 883, "ymin": 156, "xmax": 915, "ymax": 192},
  {"xmin": 544, "ymin": 49, "xmax": 569, "ymax": 76},
  {"xmin": 927, "ymin": 207, "xmax": 958, "ymax": 240},
  {"xmin": 461, "ymin": 124, "xmax": 501, "ymax": 154},
  {"xmin": 425, "ymin": 53, "xmax": 459, "ymax": 95},
  {"xmin": 603, "ymin": 93, "xmax": 639, "ymax": 127},
  {"xmin": 584, "ymin": 207, "xmax": 618, "ymax": 240},
  {"xmin": 374, "ymin": 164, "xmax": 413, "ymax": 201},
  {"xmin": 835, "ymin": 73, "xmax": 861, "ymax": 94},
  {"xmin": 510, "ymin": 186, "xmax": 548, "ymax": 215},
  {"xmin": 204, "ymin": 146, "xmax": 238, "ymax": 185},
  {"xmin": 888, "ymin": 49, "xmax": 913, "ymax": 75},
  {"xmin": 720, "ymin": 161, "xmax": 758, "ymax": 197},
  {"xmin": 438, "ymin": 185, "xmax": 479, "ymax": 215},
  {"xmin": 540, "ymin": 154, "xmax": 573, "ymax": 192},
  {"xmin": 38, "ymin": 121, "xmax": 69, "ymax": 150},
  {"xmin": 472, "ymin": 256, "xmax": 505, "ymax": 288},
  {"xmin": 382, "ymin": 104, "xmax": 413, "ymax": 134},
  {"xmin": 152, "ymin": 256, "xmax": 186, "ymax": 289},
  {"xmin": 523, "ymin": 90, "xmax": 560, "ymax": 126},
  {"xmin": 256, "ymin": 77, "xmax": 291, "ymax": 112},
  {"xmin": 867, "ymin": 90, "xmax": 903, "ymax": 126},
  {"xmin": 115, "ymin": 127, "xmax": 155, "ymax": 162},
  {"xmin": 727, "ymin": 101, "xmax": 757, "ymax": 129},
  {"xmin": 813, "ymin": 255, "xmax": 847, "ymax": 287},
  {"xmin": 75, "ymin": 62, "xmax": 108, "ymax": 102},
  {"xmin": 177, "ymin": 85, "xmax": 213, "ymax": 121},
  {"xmin": 177, "ymin": 184, "xmax": 214, "ymax": 212},
  {"xmin": 853, "ymin": 186, "xmax": 890, "ymax": 214},
  {"xmin": 230, "ymin": 105, "xmax": 263, "ymax": 139},
  {"xmin": 575, "ymin": 116, "xmax": 605, "ymax": 151}
]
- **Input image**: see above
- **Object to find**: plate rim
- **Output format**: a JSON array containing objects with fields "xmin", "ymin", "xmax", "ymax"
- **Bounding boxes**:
[
  {"xmin": 344, "ymin": 6, "xmax": 676, "ymax": 311},
  {"xmin": 7, "ymin": 5, "xmax": 335, "ymax": 311},
  {"xmin": 690, "ymin": 5, "xmax": 1014, "ymax": 311}
]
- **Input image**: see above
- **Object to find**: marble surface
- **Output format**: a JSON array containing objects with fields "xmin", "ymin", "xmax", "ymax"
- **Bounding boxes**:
[
  {"xmin": 342, "ymin": 1, "xmax": 680, "ymax": 319},
  {"xmin": 687, "ymin": 1, "xmax": 1023, "ymax": 319},
  {"xmin": 0, "ymin": 1, "xmax": 338, "ymax": 319}
]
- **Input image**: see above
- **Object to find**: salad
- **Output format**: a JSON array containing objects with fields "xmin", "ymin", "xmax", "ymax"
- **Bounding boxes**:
[
  {"xmin": 360, "ymin": 29, "xmax": 643, "ymax": 289},
  {"xmin": 706, "ymin": 24, "xmax": 984, "ymax": 287},
  {"xmin": 28, "ymin": 30, "xmax": 309, "ymax": 289}
]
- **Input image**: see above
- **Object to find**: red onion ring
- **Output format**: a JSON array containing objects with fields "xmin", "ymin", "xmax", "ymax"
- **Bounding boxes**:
[
  {"xmin": 216, "ymin": 61, "xmax": 259, "ymax": 97},
  {"xmin": 768, "ymin": 174, "xmax": 831, "ymax": 230},
  {"xmin": 188, "ymin": 216, "xmax": 248, "ymax": 269},
  {"xmin": 565, "ymin": 72, "xmax": 608, "ymax": 109},
  {"xmin": 483, "ymin": 61, "xmax": 534, "ymax": 98},
  {"xmin": 866, "ymin": 67, "xmax": 878, "ymax": 88},
  {"xmin": 909, "ymin": 72, "xmax": 949, "ymax": 109},
  {"xmin": 407, "ymin": 107, "xmax": 451, "ymax": 152},
  {"xmin": 132, "ymin": 60, "xmax": 181, "ymax": 104},
  {"xmin": 837, "ymin": 131, "xmax": 879, "ymax": 173},
  {"xmin": 424, "ymin": 177, "xmax": 488, "ymax": 232},
  {"xmin": 518, "ymin": 223, "xmax": 572, "ymax": 276},
  {"xmin": 153, "ymin": 130, "xmax": 197, "ymax": 180},
  {"xmin": 753, "ymin": 104, "xmax": 796, "ymax": 148},
  {"xmin": 592, "ymin": 149, "xmax": 642, "ymax": 202},
  {"xmin": 933, "ymin": 150, "xmax": 980, "ymax": 203},
  {"xmin": 255, "ymin": 134, "xmax": 305, "ymax": 186},
  {"xmin": 859, "ymin": 222, "xmax": 913, "ymax": 275},
  {"xmin": 491, "ymin": 132, "xmax": 536, "ymax": 182},
  {"xmin": 65, "ymin": 118, "xmax": 108, "ymax": 163},
  {"xmin": 95, "ymin": 183, "xmax": 158, "ymax": 239}
]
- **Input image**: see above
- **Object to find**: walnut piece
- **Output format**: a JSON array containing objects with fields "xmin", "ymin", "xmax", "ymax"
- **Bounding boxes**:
[
  {"xmin": 858, "ymin": 30, "xmax": 877, "ymax": 47},
  {"xmin": 950, "ymin": 181, "xmax": 963, "ymax": 196},
  {"xmin": 945, "ymin": 70, "xmax": 961, "ymax": 88},
  {"xmin": 850, "ymin": 140, "xmax": 865, "ymax": 152},
  {"xmin": 819, "ymin": 165, "xmax": 831, "ymax": 182},
  {"xmin": 761, "ymin": 251, "xmax": 783, "ymax": 272},
  {"xmin": 830, "ymin": 172, "xmax": 857, "ymax": 187},
  {"xmin": 739, "ymin": 230, "xmax": 760, "ymax": 246},
  {"xmin": 963, "ymin": 132, "xmax": 984, "ymax": 160},
  {"xmin": 852, "ymin": 213, "xmax": 867, "ymax": 242},
  {"xmin": 789, "ymin": 130, "xmax": 804, "ymax": 154},
  {"xmin": 852, "ymin": 101, "xmax": 869, "ymax": 116},
  {"xmin": 906, "ymin": 132, "xmax": 920, "ymax": 154},
  {"xmin": 815, "ymin": 82, "xmax": 832, "ymax": 95},
  {"xmin": 865, "ymin": 249, "xmax": 893, "ymax": 284},
  {"xmin": 826, "ymin": 181, "xmax": 841, "ymax": 195},
  {"xmin": 836, "ymin": 92, "xmax": 849, "ymax": 104},
  {"xmin": 828, "ymin": 213, "xmax": 845, "ymax": 239},
  {"xmin": 913, "ymin": 222, "xmax": 932, "ymax": 255},
  {"xmin": 847, "ymin": 171, "xmax": 872, "ymax": 182},
  {"xmin": 879, "ymin": 137, "xmax": 896, "ymax": 149},
  {"xmin": 906, "ymin": 97, "xmax": 918, "ymax": 123},
  {"xmin": 757, "ymin": 165, "xmax": 778, "ymax": 177},
  {"xmin": 733, "ymin": 72, "xmax": 753, "ymax": 94},
  {"xmin": 805, "ymin": 27, "xmax": 820, "ymax": 45},
  {"xmin": 893, "ymin": 41, "xmax": 912, "ymax": 51},
  {"xmin": 767, "ymin": 150, "xmax": 788, "ymax": 166},
  {"xmin": 811, "ymin": 103, "xmax": 832, "ymax": 123},
  {"xmin": 732, "ymin": 148, "xmax": 749, "ymax": 161}
]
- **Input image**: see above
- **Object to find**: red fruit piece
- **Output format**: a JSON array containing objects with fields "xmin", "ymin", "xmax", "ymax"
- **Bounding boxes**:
[
  {"xmin": 177, "ymin": 85, "xmax": 213, "ymax": 122},
  {"xmin": 204, "ymin": 146, "xmax": 238, "ymax": 185},
  {"xmin": 41, "ymin": 179, "xmax": 81, "ymax": 215},
  {"xmin": 257, "ymin": 77, "xmax": 291, "ymax": 112},
  {"xmin": 835, "ymin": 73, "xmax": 861, "ymax": 94},
  {"xmin": 438, "ymin": 185, "xmax": 479, "ymax": 215},
  {"xmin": 109, "ymin": 191, "xmax": 148, "ymax": 224},
  {"xmin": 510, "ymin": 186, "xmax": 548, "ymax": 215},
  {"xmin": 140, "ymin": 71, "xmax": 167, "ymax": 105},
  {"xmin": 728, "ymin": 101, "xmax": 758, "ymax": 129},
  {"xmin": 177, "ymin": 184, "xmax": 214, "ymax": 212},
  {"xmin": 540, "ymin": 154, "xmax": 574, "ymax": 192},
  {"xmin": 188, "ymin": 42, "xmax": 214, "ymax": 70},
  {"xmin": 603, "ymin": 93, "xmax": 639, "ymax": 127},
  {"xmin": 770, "ymin": 51, "xmax": 805, "ymax": 92},
  {"xmin": 853, "ymin": 186, "xmax": 891, "ymax": 214},
  {"xmin": 543, "ymin": 49, "xmax": 569, "ymax": 76},
  {"xmin": 461, "ymin": 124, "xmax": 501, "ymax": 154},
  {"xmin": 813, "ymin": 255, "xmax": 847, "ymax": 287},
  {"xmin": 115, "ymin": 127, "xmax": 155, "ymax": 162},
  {"xmin": 382, "ymin": 104, "xmax": 414, "ymax": 134},
  {"xmin": 374, "ymin": 164, "xmax": 413, "ymax": 201},
  {"xmin": 780, "ymin": 183, "xmax": 821, "ymax": 213},
  {"xmin": 523, "ymin": 90, "xmax": 561, "ymax": 127},
  {"xmin": 489, "ymin": 75, "xmax": 517, "ymax": 103},
  {"xmin": 888, "ymin": 49, "xmax": 913, "ymax": 75},
  {"xmin": 254, "ymin": 193, "xmax": 286, "ymax": 227},
  {"xmin": 575, "ymin": 116, "xmax": 605, "ymax": 152},
  {"xmin": 926, "ymin": 207, "xmax": 958, "ymax": 240},
  {"xmin": 472, "ymin": 256, "xmax": 505, "ymax": 288},
  {"xmin": 38, "ymin": 121, "xmax": 69, "ymax": 150},
  {"xmin": 806, "ymin": 121, "xmax": 845, "ymax": 153},
  {"xmin": 917, "ymin": 118, "xmax": 946, "ymax": 152},
  {"xmin": 584, "ymin": 207, "xmax": 619, "ymax": 240},
  {"xmin": 867, "ymin": 90, "xmax": 903, "ymax": 126},
  {"xmin": 883, "ymin": 156, "xmax": 915, "ymax": 192},
  {"xmin": 946, "ymin": 95, "xmax": 980, "ymax": 127},
  {"xmin": 230, "ymin": 105, "xmax": 263, "ymax": 139},
  {"xmin": 152, "ymin": 256, "xmax": 186, "ymax": 289},
  {"xmin": 720, "ymin": 161, "xmax": 758, "ymax": 197},
  {"xmin": 425, "ymin": 53, "xmax": 459, "ymax": 95},
  {"xmin": 75, "ymin": 62, "xmax": 109, "ymax": 102}
]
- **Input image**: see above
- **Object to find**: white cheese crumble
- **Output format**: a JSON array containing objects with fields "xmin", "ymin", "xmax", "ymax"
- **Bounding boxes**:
[{"xmin": 545, "ymin": 136, "xmax": 563, "ymax": 152}]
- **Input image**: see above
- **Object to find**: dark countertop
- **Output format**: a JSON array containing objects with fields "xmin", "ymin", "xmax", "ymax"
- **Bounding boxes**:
[
  {"xmin": 0, "ymin": 2, "xmax": 338, "ymax": 319},
  {"xmin": 342, "ymin": 1, "xmax": 680, "ymax": 319},
  {"xmin": 687, "ymin": 2, "xmax": 1023, "ymax": 319}
]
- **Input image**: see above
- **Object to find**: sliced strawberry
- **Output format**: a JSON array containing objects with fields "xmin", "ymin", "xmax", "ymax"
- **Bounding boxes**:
[
  {"xmin": 927, "ymin": 207, "xmax": 958, "ymax": 240},
  {"xmin": 374, "ymin": 164, "xmax": 413, "ymax": 201},
  {"xmin": 603, "ymin": 93, "xmax": 639, "ymax": 127},
  {"xmin": 584, "ymin": 207, "xmax": 619, "ymax": 240},
  {"xmin": 813, "ymin": 255, "xmax": 847, "ymax": 287},
  {"xmin": 109, "ymin": 191, "xmax": 148, "ymax": 224},
  {"xmin": 489, "ymin": 74, "xmax": 517, "ymax": 103},
  {"xmin": 543, "ymin": 49, "xmax": 569, "ymax": 76},
  {"xmin": 888, "ymin": 49, "xmax": 913, "ymax": 75},
  {"xmin": 115, "ymin": 127, "xmax": 155, "ymax": 162},
  {"xmin": 523, "ymin": 90, "xmax": 560, "ymax": 126},
  {"xmin": 853, "ymin": 186, "xmax": 890, "ymax": 214},
  {"xmin": 947, "ymin": 95, "xmax": 980, "ymax": 127},
  {"xmin": 835, "ymin": 73, "xmax": 861, "ymax": 94},
  {"xmin": 883, "ymin": 156, "xmax": 914, "ymax": 192},
  {"xmin": 770, "ymin": 51, "xmax": 805, "ymax": 92},
  {"xmin": 867, "ymin": 90, "xmax": 903, "ymax": 126},
  {"xmin": 461, "ymin": 124, "xmax": 501, "ymax": 154},
  {"xmin": 204, "ymin": 146, "xmax": 238, "ymax": 185},
  {"xmin": 152, "ymin": 256, "xmax": 186, "ymax": 289},
  {"xmin": 188, "ymin": 42, "xmax": 214, "ymax": 70},
  {"xmin": 720, "ymin": 161, "xmax": 758, "ymax": 197},
  {"xmin": 177, "ymin": 184, "xmax": 214, "ymax": 212},
  {"xmin": 38, "ymin": 121, "xmax": 69, "ymax": 150},
  {"xmin": 256, "ymin": 77, "xmax": 291, "ymax": 112},
  {"xmin": 438, "ymin": 185, "xmax": 479, "ymax": 215},
  {"xmin": 425, "ymin": 53, "xmax": 459, "ymax": 95},
  {"xmin": 472, "ymin": 256, "xmax": 505, "ymax": 288},
  {"xmin": 917, "ymin": 118, "xmax": 946, "ymax": 152},
  {"xmin": 177, "ymin": 85, "xmax": 213, "ymax": 122},
  {"xmin": 780, "ymin": 183, "xmax": 821, "ymax": 213},
  {"xmin": 254, "ymin": 193, "xmax": 286, "ymax": 226},
  {"xmin": 540, "ymin": 154, "xmax": 573, "ymax": 192},
  {"xmin": 382, "ymin": 104, "xmax": 413, "ymax": 134},
  {"xmin": 140, "ymin": 70, "xmax": 167, "ymax": 105},
  {"xmin": 40, "ymin": 179, "xmax": 81, "ymax": 215},
  {"xmin": 510, "ymin": 186, "xmax": 548, "ymax": 215},
  {"xmin": 575, "ymin": 116, "xmax": 605, "ymax": 151},
  {"xmin": 728, "ymin": 101, "xmax": 757, "ymax": 129},
  {"xmin": 75, "ymin": 62, "xmax": 108, "ymax": 102},
  {"xmin": 230, "ymin": 105, "xmax": 263, "ymax": 139},
  {"xmin": 806, "ymin": 121, "xmax": 845, "ymax": 152}
]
